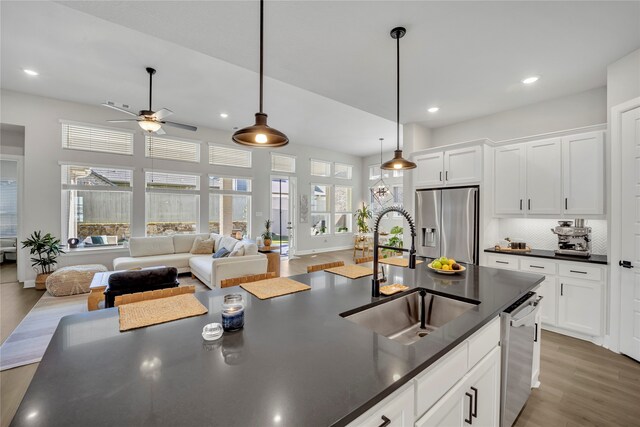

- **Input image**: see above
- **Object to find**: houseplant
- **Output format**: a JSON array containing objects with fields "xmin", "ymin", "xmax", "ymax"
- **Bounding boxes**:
[
  {"xmin": 355, "ymin": 202, "xmax": 372, "ymax": 234},
  {"xmin": 21, "ymin": 231, "xmax": 65, "ymax": 290},
  {"xmin": 262, "ymin": 219, "xmax": 274, "ymax": 247},
  {"xmin": 383, "ymin": 225, "xmax": 404, "ymax": 257}
]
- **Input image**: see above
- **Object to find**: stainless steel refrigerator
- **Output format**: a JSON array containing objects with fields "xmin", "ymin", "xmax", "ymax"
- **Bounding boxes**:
[{"xmin": 415, "ymin": 187, "xmax": 479, "ymax": 264}]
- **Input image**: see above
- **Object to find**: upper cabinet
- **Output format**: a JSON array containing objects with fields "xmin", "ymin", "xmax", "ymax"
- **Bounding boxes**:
[
  {"xmin": 562, "ymin": 132, "xmax": 605, "ymax": 215},
  {"xmin": 493, "ymin": 131, "xmax": 605, "ymax": 217},
  {"xmin": 415, "ymin": 146, "xmax": 482, "ymax": 188}
]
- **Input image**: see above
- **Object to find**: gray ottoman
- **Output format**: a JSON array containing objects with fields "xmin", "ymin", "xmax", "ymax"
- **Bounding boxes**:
[{"xmin": 46, "ymin": 264, "xmax": 108, "ymax": 297}]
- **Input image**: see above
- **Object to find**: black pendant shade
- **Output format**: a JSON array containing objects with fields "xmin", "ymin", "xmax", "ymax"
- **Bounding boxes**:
[
  {"xmin": 381, "ymin": 26, "xmax": 416, "ymax": 170},
  {"xmin": 232, "ymin": 0, "xmax": 289, "ymax": 147}
]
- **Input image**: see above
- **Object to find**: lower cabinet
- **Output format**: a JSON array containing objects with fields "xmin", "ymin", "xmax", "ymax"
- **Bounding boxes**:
[
  {"xmin": 532, "ymin": 304, "xmax": 542, "ymax": 387},
  {"xmin": 535, "ymin": 277, "xmax": 557, "ymax": 326},
  {"xmin": 416, "ymin": 347, "xmax": 501, "ymax": 427},
  {"xmin": 557, "ymin": 278, "xmax": 603, "ymax": 336},
  {"xmin": 348, "ymin": 384, "xmax": 414, "ymax": 427}
]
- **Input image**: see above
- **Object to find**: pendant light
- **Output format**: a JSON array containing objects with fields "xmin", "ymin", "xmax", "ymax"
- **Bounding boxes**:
[
  {"xmin": 381, "ymin": 27, "xmax": 416, "ymax": 170},
  {"xmin": 232, "ymin": 0, "xmax": 288, "ymax": 147},
  {"xmin": 372, "ymin": 138, "xmax": 391, "ymax": 205}
]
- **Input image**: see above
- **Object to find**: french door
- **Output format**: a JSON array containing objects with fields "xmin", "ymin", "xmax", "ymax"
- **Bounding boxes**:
[{"xmin": 271, "ymin": 176, "xmax": 296, "ymax": 257}]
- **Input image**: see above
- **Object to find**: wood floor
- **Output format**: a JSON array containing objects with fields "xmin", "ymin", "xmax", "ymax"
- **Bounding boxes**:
[{"xmin": 2, "ymin": 250, "xmax": 639, "ymax": 427}]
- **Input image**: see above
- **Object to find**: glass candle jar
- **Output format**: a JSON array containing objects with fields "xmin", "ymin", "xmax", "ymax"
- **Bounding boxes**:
[{"xmin": 221, "ymin": 294, "xmax": 245, "ymax": 332}]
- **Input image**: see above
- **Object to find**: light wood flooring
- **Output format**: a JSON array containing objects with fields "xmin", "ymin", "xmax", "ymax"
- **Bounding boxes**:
[{"xmin": 1, "ymin": 250, "xmax": 639, "ymax": 427}]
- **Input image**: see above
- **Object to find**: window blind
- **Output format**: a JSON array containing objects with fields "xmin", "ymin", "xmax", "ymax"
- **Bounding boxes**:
[
  {"xmin": 271, "ymin": 154, "xmax": 296, "ymax": 173},
  {"xmin": 145, "ymin": 171, "xmax": 200, "ymax": 191},
  {"xmin": 146, "ymin": 136, "xmax": 200, "ymax": 163},
  {"xmin": 310, "ymin": 159, "xmax": 331, "ymax": 177},
  {"xmin": 209, "ymin": 144, "xmax": 252, "ymax": 168},
  {"xmin": 334, "ymin": 163, "xmax": 353, "ymax": 179},
  {"xmin": 62, "ymin": 123, "xmax": 133, "ymax": 155}
]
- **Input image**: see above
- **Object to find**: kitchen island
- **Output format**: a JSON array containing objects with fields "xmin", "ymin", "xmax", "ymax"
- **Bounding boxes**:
[{"xmin": 11, "ymin": 262, "xmax": 543, "ymax": 427}]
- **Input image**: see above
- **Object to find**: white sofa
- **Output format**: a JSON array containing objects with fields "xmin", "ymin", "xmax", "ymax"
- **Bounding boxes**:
[{"xmin": 113, "ymin": 233, "xmax": 267, "ymax": 289}]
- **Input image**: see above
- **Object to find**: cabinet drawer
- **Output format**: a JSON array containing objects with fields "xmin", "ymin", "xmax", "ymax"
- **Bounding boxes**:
[
  {"xmin": 467, "ymin": 317, "xmax": 500, "ymax": 369},
  {"xmin": 348, "ymin": 383, "xmax": 414, "ymax": 427},
  {"xmin": 520, "ymin": 258, "xmax": 557, "ymax": 275},
  {"xmin": 558, "ymin": 263, "xmax": 602, "ymax": 281},
  {"xmin": 485, "ymin": 254, "xmax": 519, "ymax": 270},
  {"xmin": 415, "ymin": 342, "xmax": 468, "ymax": 418}
]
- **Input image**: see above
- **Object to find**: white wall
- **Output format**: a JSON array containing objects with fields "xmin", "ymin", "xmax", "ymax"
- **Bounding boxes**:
[
  {"xmin": 1, "ymin": 124, "xmax": 25, "ymax": 156},
  {"xmin": 607, "ymin": 49, "xmax": 640, "ymax": 113},
  {"xmin": 428, "ymin": 87, "xmax": 606, "ymax": 147},
  {"xmin": 1, "ymin": 89, "xmax": 363, "ymax": 282}
]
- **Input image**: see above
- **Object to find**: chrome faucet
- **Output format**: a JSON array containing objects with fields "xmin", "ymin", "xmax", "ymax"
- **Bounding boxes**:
[{"xmin": 372, "ymin": 205, "xmax": 417, "ymax": 297}]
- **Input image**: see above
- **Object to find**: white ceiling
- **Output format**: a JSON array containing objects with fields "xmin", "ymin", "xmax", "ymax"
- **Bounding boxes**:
[{"xmin": 2, "ymin": 1, "xmax": 639, "ymax": 156}]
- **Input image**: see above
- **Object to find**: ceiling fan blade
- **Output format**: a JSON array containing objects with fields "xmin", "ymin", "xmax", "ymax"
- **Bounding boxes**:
[
  {"xmin": 163, "ymin": 121, "xmax": 197, "ymax": 132},
  {"xmin": 155, "ymin": 127, "xmax": 166, "ymax": 135},
  {"xmin": 102, "ymin": 102, "xmax": 138, "ymax": 117},
  {"xmin": 107, "ymin": 119, "xmax": 140, "ymax": 123},
  {"xmin": 152, "ymin": 108, "xmax": 173, "ymax": 120}
]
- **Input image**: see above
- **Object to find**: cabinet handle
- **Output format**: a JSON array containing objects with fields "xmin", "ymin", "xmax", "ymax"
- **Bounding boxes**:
[
  {"xmin": 439, "ymin": 171, "xmax": 442, "ymax": 182},
  {"xmin": 528, "ymin": 199, "xmax": 531, "ymax": 210},
  {"xmin": 565, "ymin": 198, "xmax": 568, "ymax": 210},
  {"xmin": 534, "ymin": 323, "xmax": 539, "ymax": 342},
  {"xmin": 561, "ymin": 283, "xmax": 564, "ymax": 296},
  {"xmin": 570, "ymin": 270, "xmax": 587, "ymax": 274},
  {"xmin": 465, "ymin": 392, "xmax": 473, "ymax": 425},
  {"xmin": 520, "ymin": 199, "xmax": 523, "ymax": 210},
  {"xmin": 530, "ymin": 265, "xmax": 544, "ymax": 269},
  {"xmin": 496, "ymin": 260, "xmax": 509, "ymax": 265},
  {"xmin": 377, "ymin": 415, "xmax": 391, "ymax": 427},
  {"xmin": 470, "ymin": 386, "xmax": 478, "ymax": 418},
  {"xmin": 620, "ymin": 260, "xmax": 634, "ymax": 269},
  {"xmin": 445, "ymin": 170, "xmax": 449, "ymax": 181}
]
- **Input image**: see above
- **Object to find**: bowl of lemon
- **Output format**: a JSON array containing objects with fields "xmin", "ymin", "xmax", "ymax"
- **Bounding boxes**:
[{"xmin": 428, "ymin": 257, "xmax": 466, "ymax": 275}]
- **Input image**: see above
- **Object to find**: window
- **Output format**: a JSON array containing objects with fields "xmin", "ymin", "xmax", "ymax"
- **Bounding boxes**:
[
  {"xmin": 209, "ymin": 176, "xmax": 252, "ymax": 237},
  {"xmin": 334, "ymin": 185, "xmax": 353, "ymax": 233},
  {"xmin": 209, "ymin": 144, "xmax": 252, "ymax": 168},
  {"xmin": 146, "ymin": 135, "xmax": 200, "ymax": 163},
  {"xmin": 310, "ymin": 159, "xmax": 331, "ymax": 177},
  {"xmin": 145, "ymin": 171, "xmax": 200, "ymax": 235},
  {"xmin": 0, "ymin": 161, "xmax": 17, "ymax": 237},
  {"xmin": 61, "ymin": 164, "xmax": 132, "ymax": 245},
  {"xmin": 392, "ymin": 185, "xmax": 404, "ymax": 205},
  {"xmin": 334, "ymin": 163, "xmax": 353, "ymax": 180},
  {"xmin": 62, "ymin": 122, "xmax": 134, "ymax": 155},
  {"xmin": 369, "ymin": 164, "xmax": 390, "ymax": 181},
  {"xmin": 311, "ymin": 184, "xmax": 330, "ymax": 235},
  {"xmin": 393, "ymin": 170, "xmax": 404, "ymax": 178},
  {"xmin": 272, "ymin": 153, "xmax": 296, "ymax": 173}
]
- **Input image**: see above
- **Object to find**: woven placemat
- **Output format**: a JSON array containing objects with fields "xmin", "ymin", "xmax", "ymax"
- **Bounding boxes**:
[
  {"xmin": 241, "ymin": 277, "xmax": 311, "ymax": 300},
  {"xmin": 379, "ymin": 257, "xmax": 424, "ymax": 268},
  {"xmin": 118, "ymin": 294, "xmax": 208, "ymax": 332},
  {"xmin": 325, "ymin": 264, "xmax": 373, "ymax": 279}
]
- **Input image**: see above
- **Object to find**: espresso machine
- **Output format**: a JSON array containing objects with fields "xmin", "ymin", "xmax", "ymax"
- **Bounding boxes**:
[{"xmin": 551, "ymin": 219, "xmax": 591, "ymax": 257}]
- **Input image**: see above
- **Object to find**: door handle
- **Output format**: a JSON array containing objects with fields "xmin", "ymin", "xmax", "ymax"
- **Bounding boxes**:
[
  {"xmin": 465, "ymin": 392, "xmax": 473, "ymax": 424},
  {"xmin": 446, "ymin": 170, "xmax": 449, "ymax": 181},
  {"xmin": 439, "ymin": 171, "xmax": 442, "ymax": 182},
  {"xmin": 620, "ymin": 260, "xmax": 634, "ymax": 269},
  {"xmin": 565, "ymin": 198, "xmax": 568, "ymax": 210},
  {"xmin": 528, "ymin": 199, "xmax": 531, "ymax": 210},
  {"xmin": 534, "ymin": 322, "xmax": 539, "ymax": 342},
  {"xmin": 378, "ymin": 415, "xmax": 391, "ymax": 427},
  {"xmin": 470, "ymin": 386, "xmax": 478, "ymax": 418},
  {"xmin": 520, "ymin": 199, "xmax": 523, "ymax": 210},
  {"xmin": 561, "ymin": 283, "xmax": 564, "ymax": 296}
]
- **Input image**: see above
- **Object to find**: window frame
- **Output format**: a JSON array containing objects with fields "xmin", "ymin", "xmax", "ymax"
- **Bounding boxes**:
[
  {"xmin": 209, "ymin": 143, "xmax": 252, "ymax": 168},
  {"xmin": 208, "ymin": 174, "xmax": 253, "ymax": 237},
  {"xmin": 334, "ymin": 185, "xmax": 353, "ymax": 234},
  {"xmin": 334, "ymin": 162, "xmax": 353, "ymax": 180},
  {"xmin": 145, "ymin": 134, "xmax": 201, "ymax": 163},
  {"xmin": 144, "ymin": 169, "xmax": 201, "ymax": 235},
  {"xmin": 271, "ymin": 153, "xmax": 296, "ymax": 174},
  {"xmin": 310, "ymin": 159, "xmax": 332, "ymax": 177},
  {"xmin": 310, "ymin": 183, "xmax": 331, "ymax": 236}
]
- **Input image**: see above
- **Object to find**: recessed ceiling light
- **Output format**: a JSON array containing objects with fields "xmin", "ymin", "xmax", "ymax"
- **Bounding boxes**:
[
  {"xmin": 522, "ymin": 76, "xmax": 539, "ymax": 85},
  {"xmin": 427, "ymin": 107, "xmax": 439, "ymax": 113},
  {"xmin": 23, "ymin": 69, "xmax": 39, "ymax": 76},
  {"xmin": 220, "ymin": 113, "xmax": 228, "ymax": 118}
]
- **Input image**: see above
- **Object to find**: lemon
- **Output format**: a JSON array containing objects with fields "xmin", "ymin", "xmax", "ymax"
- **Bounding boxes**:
[
  {"xmin": 448, "ymin": 259, "xmax": 456, "ymax": 266},
  {"xmin": 432, "ymin": 261, "xmax": 442, "ymax": 269},
  {"xmin": 442, "ymin": 264, "xmax": 451, "ymax": 271}
]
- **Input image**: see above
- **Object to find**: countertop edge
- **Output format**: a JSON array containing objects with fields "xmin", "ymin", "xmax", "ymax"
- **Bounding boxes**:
[{"xmin": 484, "ymin": 248, "xmax": 608, "ymax": 265}]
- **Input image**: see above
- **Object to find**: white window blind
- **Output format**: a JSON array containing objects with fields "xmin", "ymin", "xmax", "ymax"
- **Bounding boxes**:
[
  {"xmin": 61, "ymin": 165, "xmax": 133, "ymax": 190},
  {"xmin": 146, "ymin": 136, "xmax": 200, "ymax": 163},
  {"xmin": 334, "ymin": 163, "xmax": 353, "ymax": 179},
  {"xmin": 310, "ymin": 159, "xmax": 331, "ymax": 177},
  {"xmin": 209, "ymin": 144, "xmax": 252, "ymax": 168},
  {"xmin": 145, "ymin": 171, "xmax": 200, "ymax": 191},
  {"xmin": 62, "ymin": 122, "xmax": 133, "ymax": 155},
  {"xmin": 272, "ymin": 154, "xmax": 296, "ymax": 173}
]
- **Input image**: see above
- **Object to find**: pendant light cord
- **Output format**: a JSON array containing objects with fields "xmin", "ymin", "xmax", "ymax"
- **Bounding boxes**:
[
  {"xmin": 259, "ymin": 0, "xmax": 264, "ymax": 113},
  {"xmin": 148, "ymin": 71, "xmax": 153, "ymax": 111},
  {"xmin": 396, "ymin": 35, "xmax": 400, "ymax": 151}
]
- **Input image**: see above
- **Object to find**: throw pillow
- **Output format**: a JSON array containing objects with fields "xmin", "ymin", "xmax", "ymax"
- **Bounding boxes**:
[
  {"xmin": 229, "ymin": 246, "xmax": 245, "ymax": 257},
  {"xmin": 212, "ymin": 247, "xmax": 230, "ymax": 259},
  {"xmin": 191, "ymin": 237, "xmax": 214, "ymax": 254},
  {"xmin": 91, "ymin": 236, "xmax": 106, "ymax": 245}
]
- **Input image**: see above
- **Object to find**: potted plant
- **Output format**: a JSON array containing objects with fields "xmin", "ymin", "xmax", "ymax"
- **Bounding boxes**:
[
  {"xmin": 355, "ymin": 202, "xmax": 372, "ymax": 234},
  {"xmin": 21, "ymin": 231, "xmax": 64, "ymax": 290},
  {"xmin": 383, "ymin": 225, "xmax": 404, "ymax": 257},
  {"xmin": 262, "ymin": 219, "xmax": 274, "ymax": 247}
]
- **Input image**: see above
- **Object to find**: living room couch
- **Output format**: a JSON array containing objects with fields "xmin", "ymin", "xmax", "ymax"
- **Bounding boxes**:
[{"xmin": 113, "ymin": 233, "xmax": 267, "ymax": 289}]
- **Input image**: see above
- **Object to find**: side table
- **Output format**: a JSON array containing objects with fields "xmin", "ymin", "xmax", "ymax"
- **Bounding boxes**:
[{"xmin": 258, "ymin": 246, "xmax": 281, "ymax": 278}]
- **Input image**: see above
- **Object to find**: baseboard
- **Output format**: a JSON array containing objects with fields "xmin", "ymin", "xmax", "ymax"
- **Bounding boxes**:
[
  {"xmin": 541, "ymin": 324, "xmax": 604, "ymax": 346},
  {"xmin": 294, "ymin": 245, "xmax": 353, "ymax": 256},
  {"xmin": 23, "ymin": 280, "xmax": 35, "ymax": 289}
]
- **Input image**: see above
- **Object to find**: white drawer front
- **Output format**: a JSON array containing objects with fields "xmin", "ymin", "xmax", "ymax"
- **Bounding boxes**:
[
  {"xmin": 348, "ymin": 383, "xmax": 414, "ymax": 427},
  {"xmin": 558, "ymin": 263, "xmax": 602, "ymax": 281},
  {"xmin": 468, "ymin": 317, "xmax": 501, "ymax": 368},
  {"xmin": 485, "ymin": 254, "xmax": 519, "ymax": 270},
  {"xmin": 520, "ymin": 258, "xmax": 557, "ymax": 275},
  {"xmin": 415, "ymin": 342, "xmax": 468, "ymax": 418}
]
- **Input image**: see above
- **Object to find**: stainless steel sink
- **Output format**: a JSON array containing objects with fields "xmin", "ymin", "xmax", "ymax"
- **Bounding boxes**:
[{"xmin": 341, "ymin": 289, "xmax": 478, "ymax": 345}]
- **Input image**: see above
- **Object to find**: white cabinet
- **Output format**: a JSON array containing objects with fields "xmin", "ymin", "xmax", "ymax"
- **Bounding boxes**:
[
  {"xmin": 532, "ymin": 300, "xmax": 542, "ymax": 388},
  {"xmin": 414, "ymin": 152, "xmax": 444, "ymax": 188},
  {"xmin": 558, "ymin": 278, "xmax": 603, "ymax": 336},
  {"xmin": 414, "ymin": 146, "xmax": 482, "ymax": 188},
  {"xmin": 562, "ymin": 132, "xmax": 604, "ymax": 215},
  {"xmin": 349, "ymin": 384, "xmax": 414, "ymax": 427},
  {"xmin": 526, "ymin": 138, "xmax": 562, "ymax": 215},
  {"xmin": 535, "ymin": 277, "xmax": 557, "ymax": 326},
  {"xmin": 494, "ymin": 145, "xmax": 527, "ymax": 215}
]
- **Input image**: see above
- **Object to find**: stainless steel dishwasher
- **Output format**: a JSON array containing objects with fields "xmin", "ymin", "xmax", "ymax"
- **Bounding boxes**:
[{"xmin": 500, "ymin": 291, "xmax": 542, "ymax": 427}]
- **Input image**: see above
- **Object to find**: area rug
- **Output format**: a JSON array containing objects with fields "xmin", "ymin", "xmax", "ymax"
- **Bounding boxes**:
[{"xmin": 0, "ymin": 275, "xmax": 208, "ymax": 371}]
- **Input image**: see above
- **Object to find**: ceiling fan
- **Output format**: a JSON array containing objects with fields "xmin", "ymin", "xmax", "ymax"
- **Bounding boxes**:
[{"xmin": 102, "ymin": 67, "xmax": 197, "ymax": 135}]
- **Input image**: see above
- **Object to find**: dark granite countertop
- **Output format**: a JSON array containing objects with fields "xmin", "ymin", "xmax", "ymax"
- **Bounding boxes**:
[
  {"xmin": 11, "ymin": 262, "xmax": 543, "ymax": 427},
  {"xmin": 484, "ymin": 247, "xmax": 608, "ymax": 265}
]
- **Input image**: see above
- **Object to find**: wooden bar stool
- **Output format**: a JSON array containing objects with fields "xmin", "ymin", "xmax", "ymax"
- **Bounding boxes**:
[{"xmin": 307, "ymin": 261, "xmax": 345, "ymax": 273}]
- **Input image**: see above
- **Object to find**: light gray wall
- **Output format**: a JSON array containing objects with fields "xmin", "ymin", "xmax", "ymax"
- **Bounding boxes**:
[
  {"xmin": 607, "ymin": 48, "xmax": 640, "ymax": 112},
  {"xmin": 428, "ymin": 86, "xmax": 606, "ymax": 147},
  {"xmin": 1, "ymin": 89, "xmax": 363, "ymax": 281},
  {"xmin": 1, "ymin": 124, "xmax": 25, "ymax": 156}
]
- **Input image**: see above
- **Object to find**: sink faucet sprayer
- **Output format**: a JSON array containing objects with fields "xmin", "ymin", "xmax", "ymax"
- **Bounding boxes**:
[{"xmin": 372, "ymin": 206, "xmax": 417, "ymax": 297}]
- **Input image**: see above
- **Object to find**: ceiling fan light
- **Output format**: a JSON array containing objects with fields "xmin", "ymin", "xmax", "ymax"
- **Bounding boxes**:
[
  {"xmin": 139, "ymin": 120, "xmax": 162, "ymax": 132},
  {"xmin": 232, "ymin": 113, "xmax": 288, "ymax": 147},
  {"xmin": 381, "ymin": 150, "xmax": 416, "ymax": 170}
]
